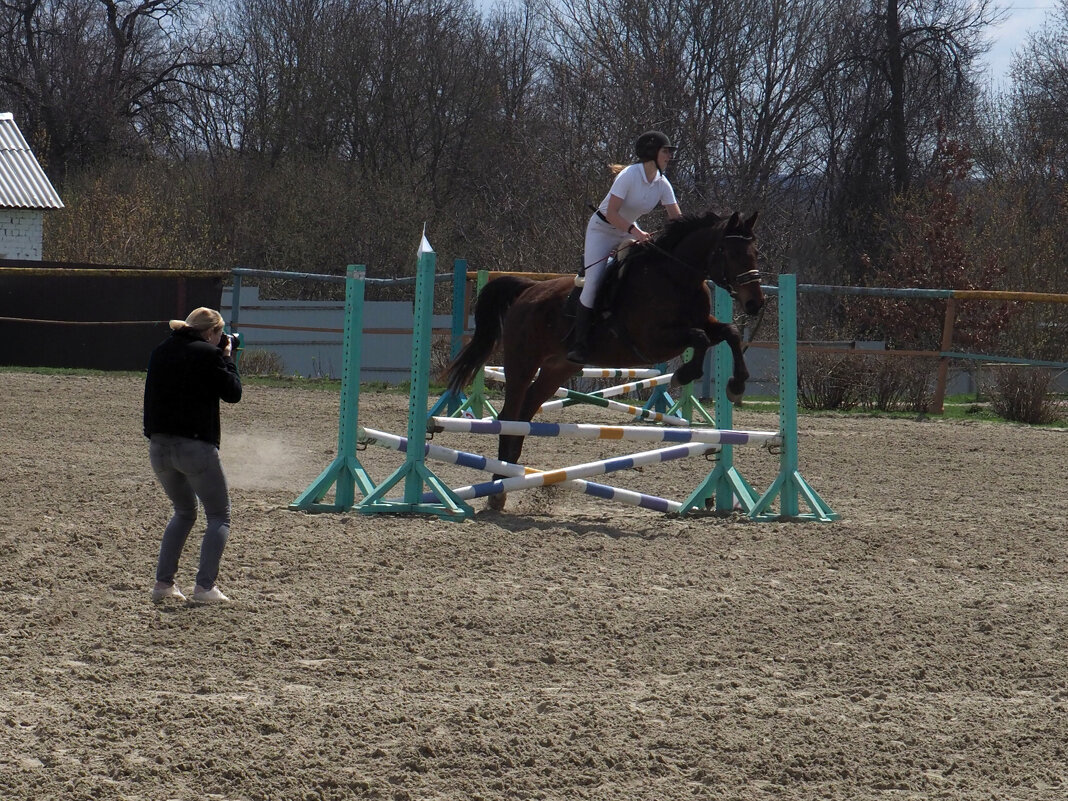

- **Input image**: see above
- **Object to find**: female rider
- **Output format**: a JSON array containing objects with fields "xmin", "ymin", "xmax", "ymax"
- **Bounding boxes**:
[{"xmin": 568, "ymin": 130, "xmax": 683, "ymax": 364}]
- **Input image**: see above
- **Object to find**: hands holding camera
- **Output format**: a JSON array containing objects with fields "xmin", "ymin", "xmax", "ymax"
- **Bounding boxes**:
[{"xmin": 213, "ymin": 330, "xmax": 237, "ymax": 357}]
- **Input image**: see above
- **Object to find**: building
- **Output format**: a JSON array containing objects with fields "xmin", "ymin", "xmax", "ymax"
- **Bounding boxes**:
[{"xmin": 0, "ymin": 113, "xmax": 63, "ymax": 260}]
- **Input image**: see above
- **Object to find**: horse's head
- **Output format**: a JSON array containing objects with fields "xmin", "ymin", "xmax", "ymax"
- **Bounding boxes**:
[
  {"xmin": 713, "ymin": 211, "xmax": 765, "ymax": 315},
  {"xmin": 634, "ymin": 209, "xmax": 766, "ymax": 314}
]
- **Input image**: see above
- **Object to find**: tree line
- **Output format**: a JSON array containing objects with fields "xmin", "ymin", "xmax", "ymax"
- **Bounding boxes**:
[{"xmin": 1, "ymin": 0, "xmax": 1065, "ymax": 352}]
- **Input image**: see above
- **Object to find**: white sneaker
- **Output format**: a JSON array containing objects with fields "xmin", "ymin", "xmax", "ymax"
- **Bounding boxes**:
[
  {"xmin": 191, "ymin": 585, "xmax": 230, "ymax": 604},
  {"xmin": 151, "ymin": 582, "xmax": 186, "ymax": 603}
]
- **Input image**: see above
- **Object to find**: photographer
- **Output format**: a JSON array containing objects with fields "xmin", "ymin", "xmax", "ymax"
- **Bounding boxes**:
[{"xmin": 143, "ymin": 308, "xmax": 242, "ymax": 604}]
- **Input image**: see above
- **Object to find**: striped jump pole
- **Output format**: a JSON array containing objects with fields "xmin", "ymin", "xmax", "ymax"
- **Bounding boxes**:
[
  {"xmin": 488, "ymin": 366, "xmax": 664, "ymax": 380},
  {"xmin": 535, "ymin": 373, "xmax": 674, "ymax": 411},
  {"xmin": 575, "ymin": 367, "xmax": 663, "ymax": 379},
  {"xmin": 483, "ymin": 368, "xmax": 690, "ymax": 425},
  {"xmin": 428, "ymin": 416, "xmax": 781, "ymax": 447},
  {"xmin": 360, "ymin": 426, "xmax": 685, "ymax": 513},
  {"xmin": 290, "ymin": 265, "xmax": 376, "ymax": 512},
  {"xmin": 440, "ymin": 440, "xmax": 725, "ymax": 503}
]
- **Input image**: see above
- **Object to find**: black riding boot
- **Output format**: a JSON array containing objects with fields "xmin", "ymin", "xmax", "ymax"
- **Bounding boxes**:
[{"xmin": 567, "ymin": 304, "xmax": 594, "ymax": 363}]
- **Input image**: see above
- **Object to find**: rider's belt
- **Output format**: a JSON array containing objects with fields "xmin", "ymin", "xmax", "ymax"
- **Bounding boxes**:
[{"xmin": 595, "ymin": 210, "xmax": 611, "ymax": 225}]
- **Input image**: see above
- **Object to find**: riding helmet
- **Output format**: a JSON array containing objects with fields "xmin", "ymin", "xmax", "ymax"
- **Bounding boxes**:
[{"xmin": 635, "ymin": 130, "xmax": 677, "ymax": 162}]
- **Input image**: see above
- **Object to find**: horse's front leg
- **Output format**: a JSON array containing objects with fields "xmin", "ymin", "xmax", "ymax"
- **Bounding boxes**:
[
  {"xmin": 669, "ymin": 329, "xmax": 712, "ymax": 389},
  {"xmin": 489, "ymin": 364, "xmax": 578, "ymax": 511},
  {"xmin": 706, "ymin": 319, "xmax": 749, "ymax": 403},
  {"xmin": 488, "ymin": 361, "xmax": 538, "ymax": 510}
]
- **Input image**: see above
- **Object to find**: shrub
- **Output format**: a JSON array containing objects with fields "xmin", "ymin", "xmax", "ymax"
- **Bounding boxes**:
[
  {"xmin": 239, "ymin": 349, "xmax": 285, "ymax": 376},
  {"xmin": 985, "ymin": 366, "xmax": 1065, "ymax": 424},
  {"xmin": 797, "ymin": 351, "xmax": 864, "ymax": 410},
  {"xmin": 430, "ymin": 332, "xmax": 454, "ymax": 376},
  {"xmin": 860, "ymin": 355, "xmax": 935, "ymax": 414},
  {"xmin": 799, "ymin": 351, "xmax": 936, "ymax": 413}
]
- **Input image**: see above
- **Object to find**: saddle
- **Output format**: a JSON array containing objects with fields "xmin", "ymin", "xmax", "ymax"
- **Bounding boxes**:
[
  {"xmin": 567, "ymin": 238, "xmax": 638, "ymax": 318},
  {"xmin": 565, "ymin": 251, "xmax": 634, "ymax": 351}
]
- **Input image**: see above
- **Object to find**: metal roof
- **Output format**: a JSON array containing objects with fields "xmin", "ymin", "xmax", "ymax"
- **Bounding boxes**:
[{"xmin": 0, "ymin": 113, "xmax": 63, "ymax": 209}]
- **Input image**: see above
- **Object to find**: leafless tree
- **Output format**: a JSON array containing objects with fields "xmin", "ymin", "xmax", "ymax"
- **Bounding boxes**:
[
  {"xmin": 825, "ymin": 0, "xmax": 998, "ymax": 195},
  {"xmin": 815, "ymin": 0, "xmax": 999, "ymax": 280},
  {"xmin": 0, "ymin": 0, "xmax": 238, "ymax": 176},
  {"xmin": 1003, "ymin": 0, "xmax": 1068, "ymax": 182}
]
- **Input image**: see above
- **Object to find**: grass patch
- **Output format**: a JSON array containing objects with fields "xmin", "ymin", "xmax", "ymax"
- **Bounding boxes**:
[
  {"xmin": 3, "ymin": 366, "xmax": 1064, "ymax": 427},
  {"xmin": 705, "ymin": 392, "xmax": 1065, "ymax": 427}
]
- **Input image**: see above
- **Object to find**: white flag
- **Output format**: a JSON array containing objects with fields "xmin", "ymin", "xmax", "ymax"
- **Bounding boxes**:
[{"xmin": 419, "ymin": 223, "xmax": 434, "ymax": 254}]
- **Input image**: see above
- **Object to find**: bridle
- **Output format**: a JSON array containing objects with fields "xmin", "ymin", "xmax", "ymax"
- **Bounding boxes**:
[
  {"xmin": 717, "ymin": 233, "xmax": 767, "ymax": 352},
  {"xmin": 636, "ymin": 224, "xmax": 762, "ymax": 297},
  {"xmin": 709, "ymin": 233, "xmax": 761, "ymax": 294}
]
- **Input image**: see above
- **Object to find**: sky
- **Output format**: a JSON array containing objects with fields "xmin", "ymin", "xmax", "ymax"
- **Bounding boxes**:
[{"xmin": 982, "ymin": 0, "xmax": 1061, "ymax": 84}]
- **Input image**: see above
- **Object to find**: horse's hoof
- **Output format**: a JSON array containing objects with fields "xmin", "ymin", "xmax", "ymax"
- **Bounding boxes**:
[
  {"xmin": 487, "ymin": 493, "xmax": 506, "ymax": 511},
  {"xmin": 669, "ymin": 373, "xmax": 681, "ymax": 390},
  {"xmin": 726, "ymin": 379, "xmax": 745, "ymax": 404}
]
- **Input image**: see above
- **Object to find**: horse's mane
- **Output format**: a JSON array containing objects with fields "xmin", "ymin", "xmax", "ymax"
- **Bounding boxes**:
[{"xmin": 622, "ymin": 209, "xmax": 725, "ymax": 269}]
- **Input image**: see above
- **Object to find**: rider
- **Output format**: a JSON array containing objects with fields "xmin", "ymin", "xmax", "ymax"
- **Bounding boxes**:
[{"xmin": 567, "ymin": 130, "xmax": 683, "ymax": 364}]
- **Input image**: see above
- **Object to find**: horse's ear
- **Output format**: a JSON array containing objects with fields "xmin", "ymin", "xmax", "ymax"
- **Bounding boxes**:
[
  {"xmin": 744, "ymin": 211, "xmax": 759, "ymax": 233},
  {"xmin": 727, "ymin": 211, "xmax": 740, "ymax": 230}
]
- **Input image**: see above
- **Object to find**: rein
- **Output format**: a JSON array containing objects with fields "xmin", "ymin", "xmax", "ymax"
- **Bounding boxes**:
[
  {"xmin": 642, "ymin": 230, "xmax": 760, "ymax": 295},
  {"xmin": 739, "ymin": 302, "xmax": 768, "ymax": 354}
]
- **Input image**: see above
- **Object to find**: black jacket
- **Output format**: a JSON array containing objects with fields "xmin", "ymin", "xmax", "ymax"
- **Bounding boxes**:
[{"xmin": 143, "ymin": 328, "xmax": 242, "ymax": 447}]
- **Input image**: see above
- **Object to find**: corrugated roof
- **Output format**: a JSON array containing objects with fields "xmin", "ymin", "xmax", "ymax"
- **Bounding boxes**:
[{"xmin": 0, "ymin": 113, "xmax": 63, "ymax": 209}]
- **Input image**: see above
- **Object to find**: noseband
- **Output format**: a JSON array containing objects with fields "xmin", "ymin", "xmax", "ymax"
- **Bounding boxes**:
[{"xmin": 714, "ymin": 233, "xmax": 761, "ymax": 292}]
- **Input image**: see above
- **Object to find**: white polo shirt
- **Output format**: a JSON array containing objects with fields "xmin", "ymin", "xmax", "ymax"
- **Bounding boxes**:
[{"xmin": 595, "ymin": 163, "xmax": 678, "ymax": 225}]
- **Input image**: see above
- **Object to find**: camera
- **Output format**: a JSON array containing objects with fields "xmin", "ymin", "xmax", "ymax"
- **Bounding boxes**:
[{"xmin": 219, "ymin": 332, "xmax": 239, "ymax": 351}]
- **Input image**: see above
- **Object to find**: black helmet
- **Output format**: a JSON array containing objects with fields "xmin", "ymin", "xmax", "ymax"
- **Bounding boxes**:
[{"xmin": 635, "ymin": 130, "xmax": 677, "ymax": 162}]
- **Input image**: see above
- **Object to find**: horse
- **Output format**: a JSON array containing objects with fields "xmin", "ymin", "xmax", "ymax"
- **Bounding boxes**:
[{"xmin": 443, "ymin": 209, "xmax": 765, "ymax": 509}]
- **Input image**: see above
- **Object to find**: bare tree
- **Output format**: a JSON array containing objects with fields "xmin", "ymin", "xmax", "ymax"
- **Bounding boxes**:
[
  {"xmin": 816, "ymin": 0, "xmax": 999, "ymax": 281},
  {"xmin": 826, "ymin": 0, "xmax": 997, "ymax": 196},
  {"xmin": 0, "ymin": 0, "xmax": 237, "ymax": 176},
  {"xmin": 1003, "ymin": 0, "xmax": 1068, "ymax": 182},
  {"xmin": 713, "ymin": 0, "xmax": 851, "ymax": 202}
]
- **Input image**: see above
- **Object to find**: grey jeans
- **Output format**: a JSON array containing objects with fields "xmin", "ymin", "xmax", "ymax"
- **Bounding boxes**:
[{"xmin": 149, "ymin": 434, "xmax": 231, "ymax": 589}]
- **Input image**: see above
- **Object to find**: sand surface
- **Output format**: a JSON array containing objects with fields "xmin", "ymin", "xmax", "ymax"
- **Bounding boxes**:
[{"xmin": 1, "ymin": 372, "xmax": 1066, "ymax": 800}]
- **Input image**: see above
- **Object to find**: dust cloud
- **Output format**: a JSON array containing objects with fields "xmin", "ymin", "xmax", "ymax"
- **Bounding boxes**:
[{"xmin": 223, "ymin": 431, "xmax": 307, "ymax": 490}]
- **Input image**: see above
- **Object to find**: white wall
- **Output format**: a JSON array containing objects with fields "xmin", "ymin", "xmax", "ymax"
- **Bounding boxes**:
[
  {"xmin": 220, "ymin": 284, "xmax": 456, "ymax": 383},
  {"xmin": 0, "ymin": 209, "xmax": 43, "ymax": 260}
]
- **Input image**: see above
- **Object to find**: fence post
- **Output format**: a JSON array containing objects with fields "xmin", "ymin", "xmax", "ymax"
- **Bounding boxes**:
[
  {"xmin": 289, "ymin": 266, "xmax": 376, "ymax": 512},
  {"xmin": 932, "ymin": 297, "xmax": 958, "ymax": 414},
  {"xmin": 229, "ymin": 272, "xmax": 243, "ymax": 333},
  {"xmin": 679, "ymin": 285, "xmax": 759, "ymax": 514},
  {"xmin": 428, "ymin": 258, "xmax": 470, "ymax": 416},
  {"xmin": 357, "ymin": 237, "xmax": 473, "ymax": 519}
]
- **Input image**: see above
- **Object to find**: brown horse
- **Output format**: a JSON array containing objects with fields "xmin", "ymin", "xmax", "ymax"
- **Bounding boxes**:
[{"xmin": 444, "ymin": 209, "xmax": 765, "ymax": 507}]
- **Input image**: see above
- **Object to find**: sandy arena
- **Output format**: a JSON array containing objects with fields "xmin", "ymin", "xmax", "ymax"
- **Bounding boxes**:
[{"xmin": 1, "ymin": 371, "xmax": 1066, "ymax": 800}]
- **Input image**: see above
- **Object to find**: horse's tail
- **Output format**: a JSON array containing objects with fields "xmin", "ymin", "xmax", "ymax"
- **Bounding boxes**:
[{"xmin": 444, "ymin": 275, "xmax": 534, "ymax": 394}]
